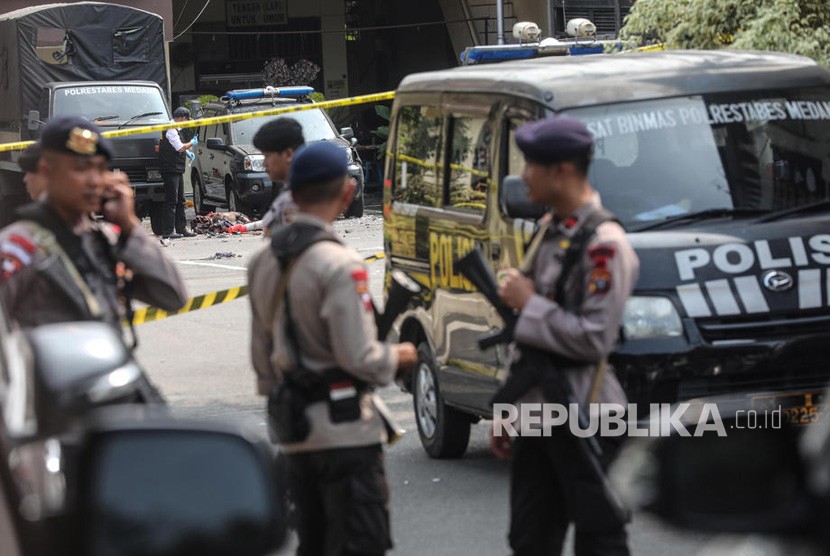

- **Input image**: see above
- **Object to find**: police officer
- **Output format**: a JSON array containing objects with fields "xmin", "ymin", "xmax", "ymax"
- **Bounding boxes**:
[
  {"xmin": 248, "ymin": 141, "xmax": 417, "ymax": 555},
  {"xmin": 494, "ymin": 116, "xmax": 639, "ymax": 555},
  {"xmin": 253, "ymin": 117, "xmax": 304, "ymax": 236},
  {"xmin": 159, "ymin": 106, "xmax": 197, "ymax": 239},
  {"xmin": 0, "ymin": 116, "xmax": 189, "ymax": 335}
]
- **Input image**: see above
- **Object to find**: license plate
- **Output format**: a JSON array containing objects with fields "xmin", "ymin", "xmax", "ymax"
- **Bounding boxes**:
[{"xmin": 751, "ymin": 391, "xmax": 827, "ymax": 426}]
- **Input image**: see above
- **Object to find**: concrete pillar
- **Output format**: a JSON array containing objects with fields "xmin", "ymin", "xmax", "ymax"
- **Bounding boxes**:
[{"xmin": 320, "ymin": 0, "xmax": 349, "ymax": 99}]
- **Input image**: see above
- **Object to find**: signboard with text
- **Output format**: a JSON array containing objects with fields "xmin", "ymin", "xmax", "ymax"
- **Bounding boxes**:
[{"xmin": 227, "ymin": 0, "xmax": 287, "ymax": 27}]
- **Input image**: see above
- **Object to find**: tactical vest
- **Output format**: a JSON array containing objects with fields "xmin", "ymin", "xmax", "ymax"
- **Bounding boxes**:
[{"xmin": 159, "ymin": 129, "xmax": 185, "ymax": 173}]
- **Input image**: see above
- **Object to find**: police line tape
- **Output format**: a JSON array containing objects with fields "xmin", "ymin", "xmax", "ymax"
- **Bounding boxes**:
[
  {"xmin": 0, "ymin": 91, "xmax": 397, "ymax": 154},
  {"xmin": 129, "ymin": 251, "xmax": 386, "ymax": 325}
]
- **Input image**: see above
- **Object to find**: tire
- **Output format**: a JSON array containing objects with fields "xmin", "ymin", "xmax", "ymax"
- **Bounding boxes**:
[
  {"xmin": 227, "ymin": 185, "xmax": 243, "ymax": 214},
  {"xmin": 345, "ymin": 189, "xmax": 364, "ymax": 218},
  {"xmin": 149, "ymin": 201, "xmax": 165, "ymax": 235},
  {"xmin": 413, "ymin": 342, "xmax": 471, "ymax": 459},
  {"xmin": 191, "ymin": 173, "xmax": 213, "ymax": 214}
]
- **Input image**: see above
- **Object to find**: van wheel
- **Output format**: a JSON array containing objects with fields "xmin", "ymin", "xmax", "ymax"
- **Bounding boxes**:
[
  {"xmin": 149, "ymin": 202, "xmax": 165, "ymax": 235},
  {"xmin": 413, "ymin": 343, "xmax": 471, "ymax": 459}
]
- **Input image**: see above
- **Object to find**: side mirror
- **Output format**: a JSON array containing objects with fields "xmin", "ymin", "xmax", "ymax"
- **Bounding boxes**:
[
  {"xmin": 611, "ymin": 413, "xmax": 814, "ymax": 535},
  {"xmin": 27, "ymin": 110, "xmax": 43, "ymax": 132},
  {"xmin": 79, "ymin": 414, "xmax": 286, "ymax": 556},
  {"xmin": 340, "ymin": 126, "xmax": 355, "ymax": 140},
  {"xmin": 500, "ymin": 175, "xmax": 546, "ymax": 220},
  {"xmin": 206, "ymin": 137, "xmax": 226, "ymax": 150},
  {"xmin": 25, "ymin": 322, "xmax": 144, "ymax": 436}
]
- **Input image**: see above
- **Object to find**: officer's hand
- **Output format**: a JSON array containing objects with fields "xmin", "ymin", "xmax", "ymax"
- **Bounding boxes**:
[
  {"xmin": 498, "ymin": 269, "xmax": 535, "ymax": 311},
  {"xmin": 191, "ymin": 135, "xmax": 198, "ymax": 148},
  {"xmin": 393, "ymin": 342, "xmax": 418, "ymax": 380},
  {"xmin": 490, "ymin": 425, "xmax": 513, "ymax": 460},
  {"xmin": 101, "ymin": 171, "xmax": 140, "ymax": 235},
  {"xmin": 186, "ymin": 150, "xmax": 195, "ymax": 160}
]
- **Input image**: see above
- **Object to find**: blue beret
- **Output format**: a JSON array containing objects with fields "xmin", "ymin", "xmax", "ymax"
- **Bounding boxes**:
[
  {"xmin": 289, "ymin": 141, "xmax": 348, "ymax": 190},
  {"xmin": 515, "ymin": 116, "xmax": 593, "ymax": 164},
  {"xmin": 40, "ymin": 116, "xmax": 114, "ymax": 160}
]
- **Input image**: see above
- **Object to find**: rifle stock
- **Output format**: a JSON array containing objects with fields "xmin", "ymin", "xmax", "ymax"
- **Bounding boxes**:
[
  {"xmin": 455, "ymin": 248, "xmax": 631, "ymax": 525},
  {"xmin": 376, "ymin": 269, "xmax": 421, "ymax": 341}
]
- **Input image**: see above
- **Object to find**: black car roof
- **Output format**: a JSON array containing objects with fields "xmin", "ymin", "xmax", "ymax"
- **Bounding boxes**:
[{"xmin": 397, "ymin": 50, "xmax": 830, "ymax": 110}]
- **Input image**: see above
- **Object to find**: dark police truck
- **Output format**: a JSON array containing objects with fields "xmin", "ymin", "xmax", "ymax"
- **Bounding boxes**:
[
  {"xmin": 0, "ymin": 3, "xmax": 172, "ymax": 231},
  {"xmin": 383, "ymin": 49, "xmax": 830, "ymax": 458}
]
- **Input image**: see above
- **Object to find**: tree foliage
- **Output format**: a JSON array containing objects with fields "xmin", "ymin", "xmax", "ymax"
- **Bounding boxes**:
[{"xmin": 621, "ymin": 0, "xmax": 830, "ymax": 66}]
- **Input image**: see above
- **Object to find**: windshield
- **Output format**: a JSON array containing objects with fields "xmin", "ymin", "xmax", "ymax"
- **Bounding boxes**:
[
  {"xmin": 566, "ymin": 89, "xmax": 830, "ymax": 229},
  {"xmin": 231, "ymin": 108, "xmax": 338, "ymax": 145},
  {"xmin": 52, "ymin": 85, "xmax": 170, "ymax": 126}
]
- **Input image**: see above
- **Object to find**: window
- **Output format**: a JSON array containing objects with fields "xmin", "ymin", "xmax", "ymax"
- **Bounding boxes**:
[
  {"xmin": 447, "ymin": 115, "xmax": 492, "ymax": 214},
  {"xmin": 392, "ymin": 105, "xmax": 443, "ymax": 207}
]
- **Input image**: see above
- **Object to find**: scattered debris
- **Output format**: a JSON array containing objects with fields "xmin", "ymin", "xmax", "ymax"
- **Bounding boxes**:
[
  {"xmin": 191, "ymin": 211, "xmax": 252, "ymax": 235},
  {"xmin": 206, "ymin": 252, "xmax": 241, "ymax": 260}
]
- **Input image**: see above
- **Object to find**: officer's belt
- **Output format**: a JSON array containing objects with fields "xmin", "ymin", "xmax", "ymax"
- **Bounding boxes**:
[{"xmin": 283, "ymin": 367, "xmax": 370, "ymax": 403}]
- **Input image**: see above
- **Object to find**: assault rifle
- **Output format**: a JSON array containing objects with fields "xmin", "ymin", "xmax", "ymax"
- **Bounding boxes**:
[{"xmin": 455, "ymin": 248, "xmax": 631, "ymax": 524}]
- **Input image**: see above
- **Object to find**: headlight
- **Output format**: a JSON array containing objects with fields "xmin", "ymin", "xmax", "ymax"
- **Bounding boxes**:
[
  {"xmin": 243, "ymin": 155, "xmax": 265, "ymax": 172},
  {"xmin": 622, "ymin": 296, "xmax": 683, "ymax": 339},
  {"xmin": 345, "ymin": 148, "xmax": 354, "ymax": 164},
  {"xmin": 147, "ymin": 169, "xmax": 162, "ymax": 181}
]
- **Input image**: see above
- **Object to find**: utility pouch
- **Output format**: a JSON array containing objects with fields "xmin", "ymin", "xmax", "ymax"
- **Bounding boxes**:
[
  {"xmin": 327, "ymin": 379, "xmax": 362, "ymax": 423},
  {"xmin": 267, "ymin": 384, "xmax": 311, "ymax": 444}
]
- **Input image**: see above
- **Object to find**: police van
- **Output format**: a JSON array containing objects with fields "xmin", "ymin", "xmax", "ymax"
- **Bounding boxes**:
[{"xmin": 383, "ymin": 48, "xmax": 830, "ymax": 458}]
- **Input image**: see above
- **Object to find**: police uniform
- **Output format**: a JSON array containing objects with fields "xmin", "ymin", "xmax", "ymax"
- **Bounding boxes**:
[
  {"xmin": 0, "ymin": 118, "xmax": 188, "ymax": 332},
  {"xmin": 252, "ymin": 117, "xmax": 304, "ymax": 236},
  {"xmin": 248, "ymin": 142, "xmax": 398, "ymax": 555},
  {"xmin": 507, "ymin": 117, "xmax": 639, "ymax": 556}
]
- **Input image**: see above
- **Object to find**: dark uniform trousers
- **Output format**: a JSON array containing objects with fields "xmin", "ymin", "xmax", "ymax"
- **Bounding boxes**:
[
  {"xmin": 161, "ymin": 172, "xmax": 187, "ymax": 235},
  {"xmin": 287, "ymin": 444, "xmax": 392, "ymax": 556},
  {"xmin": 509, "ymin": 428, "xmax": 629, "ymax": 556}
]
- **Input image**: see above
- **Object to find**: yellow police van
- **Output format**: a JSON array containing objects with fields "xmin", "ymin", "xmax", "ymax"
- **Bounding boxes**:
[{"xmin": 383, "ymin": 48, "xmax": 830, "ymax": 458}]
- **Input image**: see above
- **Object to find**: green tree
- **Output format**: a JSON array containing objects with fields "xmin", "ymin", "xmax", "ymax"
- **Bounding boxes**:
[{"xmin": 621, "ymin": 0, "xmax": 830, "ymax": 66}]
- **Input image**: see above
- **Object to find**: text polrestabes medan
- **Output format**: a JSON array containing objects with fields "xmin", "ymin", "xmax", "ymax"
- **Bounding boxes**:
[
  {"xmin": 586, "ymin": 99, "xmax": 830, "ymax": 139},
  {"xmin": 62, "ymin": 86, "xmax": 158, "ymax": 96}
]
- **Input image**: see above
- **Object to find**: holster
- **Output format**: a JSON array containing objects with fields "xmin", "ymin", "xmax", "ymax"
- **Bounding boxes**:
[{"xmin": 267, "ymin": 368, "xmax": 369, "ymax": 444}]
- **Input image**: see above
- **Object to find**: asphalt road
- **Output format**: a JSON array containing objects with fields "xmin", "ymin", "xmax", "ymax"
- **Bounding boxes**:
[{"xmin": 134, "ymin": 191, "xmax": 714, "ymax": 555}]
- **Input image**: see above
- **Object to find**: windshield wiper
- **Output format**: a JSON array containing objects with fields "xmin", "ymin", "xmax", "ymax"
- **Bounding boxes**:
[
  {"xmin": 633, "ymin": 207, "xmax": 769, "ymax": 232},
  {"xmin": 117, "ymin": 111, "xmax": 163, "ymax": 130},
  {"xmin": 756, "ymin": 199, "xmax": 830, "ymax": 223},
  {"xmin": 91, "ymin": 115, "xmax": 119, "ymax": 123}
]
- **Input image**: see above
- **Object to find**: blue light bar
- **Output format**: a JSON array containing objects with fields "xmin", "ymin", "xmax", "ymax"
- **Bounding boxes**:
[
  {"xmin": 568, "ymin": 45, "xmax": 605, "ymax": 56},
  {"xmin": 460, "ymin": 45, "xmax": 538, "ymax": 64},
  {"xmin": 226, "ymin": 86, "xmax": 315, "ymax": 100}
]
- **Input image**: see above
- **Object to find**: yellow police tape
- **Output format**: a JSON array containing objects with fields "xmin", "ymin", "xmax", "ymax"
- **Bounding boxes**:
[
  {"xmin": 129, "ymin": 251, "xmax": 386, "ymax": 325},
  {"xmin": 0, "ymin": 91, "xmax": 396, "ymax": 153}
]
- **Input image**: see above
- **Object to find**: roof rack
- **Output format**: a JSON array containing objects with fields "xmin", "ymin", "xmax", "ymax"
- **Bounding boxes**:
[{"xmin": 460, "ymin": 18, "xmax": 621, "ymax": 65}]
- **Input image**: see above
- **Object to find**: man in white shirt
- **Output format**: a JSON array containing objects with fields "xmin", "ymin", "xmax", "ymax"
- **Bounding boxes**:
[{"xmin": 158, "ymin": 106, "xmax": 197, "ymax": 239}]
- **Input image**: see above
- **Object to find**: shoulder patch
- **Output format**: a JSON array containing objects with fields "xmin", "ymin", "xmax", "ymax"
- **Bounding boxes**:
[
  {"xmin": 351, "ymin": 268, "xmax": 374, "ymax": 312},
  {"xmin": 1, "ymin": 234, "xmax": 37, "ymax": 279},
  {"xmin": 588, "ymin": 245, "xmax": 616, "ymax": 265},
  {"xmin": 588, "ymin": 267, "xmax": 612, "ymax": 295}
]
